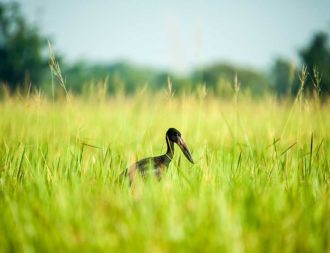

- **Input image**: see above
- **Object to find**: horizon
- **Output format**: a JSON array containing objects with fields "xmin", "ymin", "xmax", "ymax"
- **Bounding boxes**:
[{"xmin": 10, "ymin": 0, "xmax": 330, "ymax": 73}]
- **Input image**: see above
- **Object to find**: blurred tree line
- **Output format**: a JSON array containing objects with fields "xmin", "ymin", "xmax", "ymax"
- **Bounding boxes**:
[
  {"xmin": 271, "ymin": 32, "xmax": 330, "ymax": 98},
  {"xmin": 1, "ymin": 1, "xmax": 330, "ymax": 98},
  {"xmin": 0, "ymin": 2, "xmax": 47, "ymax": 90}
]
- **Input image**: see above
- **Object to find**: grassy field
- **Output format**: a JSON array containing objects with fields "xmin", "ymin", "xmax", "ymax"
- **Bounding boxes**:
[{"xmin": 0, "ymin": 91, "xmax": 329, "ymax": 252}]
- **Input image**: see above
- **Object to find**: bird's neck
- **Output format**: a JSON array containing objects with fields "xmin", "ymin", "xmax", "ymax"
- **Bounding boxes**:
[{"xmin": 165, "ymin": 137, "xmax": 174, "ymax": 161}]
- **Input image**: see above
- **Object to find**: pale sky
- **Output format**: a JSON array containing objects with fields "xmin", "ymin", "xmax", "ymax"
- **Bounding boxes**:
[{"xmin": 12, "ymin": 0, "xmax": 330, "ymax": 73}]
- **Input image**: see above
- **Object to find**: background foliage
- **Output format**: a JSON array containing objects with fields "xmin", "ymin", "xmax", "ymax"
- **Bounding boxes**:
[{"xmin": 1, "ymin": 2, "xmax": 330, "ymax": 98}]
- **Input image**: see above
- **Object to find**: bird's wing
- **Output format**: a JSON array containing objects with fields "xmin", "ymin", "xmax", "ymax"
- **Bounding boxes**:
[{"xmin": 127, "ymin": 157, "xmax": 154, "ymax": 180}]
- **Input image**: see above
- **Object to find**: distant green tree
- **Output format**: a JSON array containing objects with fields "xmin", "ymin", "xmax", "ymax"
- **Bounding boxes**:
[
  {"xmin": 300, "ymin": 32, "xmax": 330, "ymax": 95},
  {"xmin": 64, "ymin": 61, "xmax": 185, "ymax": 94},
  {"xmin": 0, "ymin": 2, "xmax": 47, "ymax": 90},
  {"xmin": 194, "ymin": 63, "xmax": 269, "ymax": 97},
  {"xmin": 270, "ymin": 58, "xmax": 296, "ymax": 98}
]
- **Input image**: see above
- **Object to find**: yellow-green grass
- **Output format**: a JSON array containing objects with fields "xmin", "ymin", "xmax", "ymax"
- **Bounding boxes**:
[{"xmin": 0, "ymin": 93, "xmax": 329, "ymax": 252}]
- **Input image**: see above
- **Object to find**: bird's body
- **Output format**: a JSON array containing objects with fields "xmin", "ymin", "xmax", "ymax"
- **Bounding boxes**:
[{"xmin": 123, "ymin": 128, "xmax": 194, "ymax": 183}]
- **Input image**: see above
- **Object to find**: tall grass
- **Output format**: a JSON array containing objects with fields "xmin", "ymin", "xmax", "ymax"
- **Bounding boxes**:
[{"xmin": 0, "ymin": 90, "xmax": 329, "ymax": 252}]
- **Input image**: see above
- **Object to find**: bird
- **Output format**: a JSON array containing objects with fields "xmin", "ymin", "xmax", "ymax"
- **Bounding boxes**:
[{"xmin": 122, "ymin": 128, "xmax": 194, "ymax": 183}]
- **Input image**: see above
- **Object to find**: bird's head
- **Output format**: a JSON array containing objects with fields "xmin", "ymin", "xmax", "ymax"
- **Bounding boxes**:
[{"xmin": 166, "ymin": 128, "xmax": 194, "ymax": 164}]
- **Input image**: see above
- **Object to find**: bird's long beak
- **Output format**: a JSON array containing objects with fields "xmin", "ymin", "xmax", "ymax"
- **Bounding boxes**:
[{"xmin": 177, "ymin": 136, "xmax": 194, "ymax": 164}]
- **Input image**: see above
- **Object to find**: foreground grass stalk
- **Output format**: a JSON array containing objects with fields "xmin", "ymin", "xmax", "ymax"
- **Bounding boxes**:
[{"xmin": 48, "ymin": 41, "xmax": 69, "ymax": 100}]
